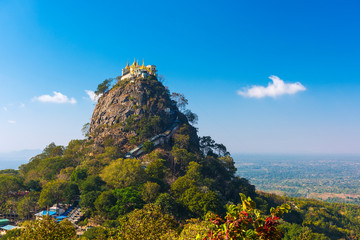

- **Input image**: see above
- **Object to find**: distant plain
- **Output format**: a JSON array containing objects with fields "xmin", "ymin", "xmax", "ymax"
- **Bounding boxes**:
[{"xmin": 234, "ymin": 154, "xmax": 360, "ymax": 204}]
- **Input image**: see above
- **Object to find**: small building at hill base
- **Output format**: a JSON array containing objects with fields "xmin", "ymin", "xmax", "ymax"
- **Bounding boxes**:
[
  {"xmin": 35, "ymin": 211, "xmax": 57, "ymax": 220},
  {"xmin": 0, "ymin": 225, "xmax": 20, "ymax": 235}
]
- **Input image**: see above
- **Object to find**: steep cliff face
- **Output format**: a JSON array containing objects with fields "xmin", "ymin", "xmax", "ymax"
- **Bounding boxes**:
[{"xmin": 89, "ymin": 76, "xmax": 198, "ymax": 154}]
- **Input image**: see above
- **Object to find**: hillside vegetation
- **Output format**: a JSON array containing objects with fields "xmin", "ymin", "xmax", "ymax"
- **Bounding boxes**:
[{"xmin": 1, "ymin": 76, "xmax": 359, "ymax": 239}]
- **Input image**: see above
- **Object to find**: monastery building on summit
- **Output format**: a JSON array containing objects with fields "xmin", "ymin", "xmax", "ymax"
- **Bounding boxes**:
[{"xmin": 121, "ymin": 59, "xmax": 157, "ymax": 80}]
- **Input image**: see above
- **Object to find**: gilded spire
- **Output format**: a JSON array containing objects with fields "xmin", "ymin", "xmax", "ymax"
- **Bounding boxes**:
[
  {"xmin": 131, "ymin": 58, "xmax": 136, "ymax": 68},
  {"xmin": 142, "ymin": 59, "xmax": 146, "ymax": 69},
  {"xmin": 136, "ymin": 60, "xmax": 139, "ymax": 67},
  {"xmin": 125, "ymin": 60, "xmax": 130, "ymax": 70}
]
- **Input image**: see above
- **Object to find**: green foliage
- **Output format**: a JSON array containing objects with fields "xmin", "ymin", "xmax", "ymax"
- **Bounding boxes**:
[
  {"xmin": 80, "ymin": 226, "xmax": 117, "ymax": 239},
  {"xmin": 257, "ymin": 192, "xmax": 360, "ymax": 239},
  {"xmin": 179, "ymin": 187, "xmax": 222, "ymax": 217},
  {"xmin": 63, "ymin": 139, "xmax": 89, "ymax": 159},
  {"xmin": 82, "ymin": 123, "xmax": 90, "ymax": 138},
  {"xmin": 0, "ymin": 169, "xmax": 19, "ymax": 175},
  {"xmin": 172, "ymin": 124, "xmax": 198, "ymax": 152},
  {"xmin": 171, "ymin": 92, "xmax": 188, "ymax": 111},
  {"xmin": 38, "ymin": 180, "xmax": 66, "ymax": 208},
  {"xmin": 18, "ymin": 216, "xmax": 76, "ymax": 240},
  {"xmin": 25, "ymin": 179, "xmax": 41, "ymax": 191},
  {"xmin": 142, "ymin": 140, "xmax": 155, "ymax": 153},
  {"xmin": 1, "ymin": 228, "xmax": 22, "ymax": 239},
  {"xmin": 155, "ymin": 193, "xmax": 180, "ymax": 217},
  {"xmin": 199, "ymin": 136, "xmax": 229, "ymax": 157},
  {"xmin": 95, "ymin": 78, "xmax": 114, "ymax": 95},
  {"xmin": 111, "ymin": 187, "xmax": 143, "ymax": 216},
  {"xmin": 177, "ymin": 218, "xmax": 210, "ymax": 240},
  {"xmin": 183, "ymin": 109, "xmax": 198, "ymax": 125},
  {"xmin": 81, "ymin": 176, "xmax": 105, "ymax": 194},
  {"xmin": 63, "ymin": 182, "xmax": 80, "ymax": 203},
  {"xmin": 100, "ymin": 158, "xmax": 146, "ymax": 189},
  {"xmin": 0, "ymin": 174, "xmax": 23, "ymax": 197},
  {"xmin": 117, "ymin": 204, "xmax": 178, "ymax": 240},
  {"xmin": 142, "ymin": 181, "xmax": 161, "ymax": 203},
  {"xmin": 80, "ymin": 191, "xmax": 101, "ymax": 210},
  {"xmin": 170, "ymin": 147, "xmax": 196, "ymax": 175},
  {"xmin": 124, "ymin": 115, "xmax": 165, "ymax": 144},
  {"xmin": 19, "ymin": 143, "xmax": 76, "ymax": 183},
  {"xmin": 94, "ymin": 190, "xmax": 117, "ymax": 218},
  {"xmin": 171, "ymin": 162, "xmax": 223, "ymax": 217},
  {"xmin": 16, "ymin": 192, "xmax": 39, "ymax": 219},
  {"xmin": 70, "ymin": 168, "xmax": 87, "ymax": 182},
  {"xmin": 145, "ymin": 156, "xmax": 166, "ymax": 182}
]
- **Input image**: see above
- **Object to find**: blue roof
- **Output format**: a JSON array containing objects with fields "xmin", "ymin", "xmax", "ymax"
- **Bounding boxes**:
[
  {"xmin": 1, "ymin": 225, "xmax": 17, "ymax": 231},
  {"xmin": 55, "ymin": 216, "xmax": 67, "ymax": 219},
  {"xmin": 36, "ymin": 211, "xmax": 56, "ymax": 216}
]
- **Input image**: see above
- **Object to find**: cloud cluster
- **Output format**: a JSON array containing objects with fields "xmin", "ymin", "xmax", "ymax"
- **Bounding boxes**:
[
  {"xmin": 238, "ymin": 75, "xmax": 306, "ymax": 98},
  {"xmin": 33, "ymin": 91, "xmax": 77, "ymax": 104},
  {"xmin": 85, "ymin": 90, "xmax": 101, "ymax": 103},
  {"xmin": 8, "ymin": 120, "xmax": 16, "ymax": 124}
]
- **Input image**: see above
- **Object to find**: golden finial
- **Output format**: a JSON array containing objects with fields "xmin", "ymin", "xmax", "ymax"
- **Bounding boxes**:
[
  {"xmin": 142, "ymin": 59, "xmax": 146, "ymax": 69},
  {"xmin": 136, "ymin": 60, "xmax": 139, "ymax": 67},
  {"xmin": 125, "ymin": 60, "xmax": 130, "ymax": 69},
  {"xmin": 131, "ymin": 58, "xmax": 136, "ymax": 67}
]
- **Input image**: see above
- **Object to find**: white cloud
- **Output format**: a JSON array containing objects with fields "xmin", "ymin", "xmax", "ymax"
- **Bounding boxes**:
[
  {"xmin": 8, "ymin": 120, "xmax": 16, "ymax": 124},
  {"xmin": 33, "ymin": 91, "xmax": 77, "ymax": 104},
  {"xmin": 3, "ymin": 107, "xmax": 7, "ymax": 111},
  {"xmin": 85, "ymin": 90, "xmax": 101, "ymax": 103},
  {"xmin": 238, "ymin": 75, "xmax": 306, "ymax": 98},
  {"xmin": 19, "ymin": 103, "xmax": 25, "ymax": 108}
]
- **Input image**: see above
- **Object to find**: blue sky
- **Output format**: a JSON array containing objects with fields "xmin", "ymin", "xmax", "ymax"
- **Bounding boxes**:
[{"xmin": 0, "ymin": 0, "xmax": 359, "ymax": 154}]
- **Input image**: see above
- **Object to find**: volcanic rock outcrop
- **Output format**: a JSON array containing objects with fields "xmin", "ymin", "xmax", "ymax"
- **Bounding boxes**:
[{"xmin": 89, "ymin": 76, "xmax": 198, "ymax": 154}]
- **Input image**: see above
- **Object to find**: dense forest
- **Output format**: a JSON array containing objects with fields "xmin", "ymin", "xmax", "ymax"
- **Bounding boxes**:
[{"xmin": 0, "ymin": 76, "xmax": 359, "ymax": 239}]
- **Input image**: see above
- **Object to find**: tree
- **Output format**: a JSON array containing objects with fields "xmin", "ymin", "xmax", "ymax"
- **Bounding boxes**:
[
  {"xmin": 100, "ymin": 158, "xmax": 146, "ymax": 189},
  {"xmin": 80, "ymin": 191, "xmax": 101, "ymax": 210},
  {"xmin": 1, "ymin": 228, "xmax": 22, "ymax": 239},
  {"xmin": 142, "ymin": 140, "xmax": 155, "ymax": 154},
  {"xmin": 184, "ymin": 109, "xmax": 198, "ymax": 125},
  {"xmin": 142, "ymin": 181, "xmax": 161, "ymax": 203},
  {"xmin": 16, "ymin": 192, "xmax": 39, "ymax": 220},
  {"xmin": 155, "ymin": 193, "xmax": 180, "ymax": 217},
  {"xmin": 38, "ymin": 180, "xmax": 65, "ymax": 208},
  {"xmin": 94, "ymin": 190, "xmax": 117, "ymax": 218},
  {"xmin": 214, "ymin": 143, "xmax": 229, "ymax": 157},
  {"xmin": 82, "ymin": 123, "xmax": 90, "ymax": 137},
  {"xmin": 177, "ymin": 219, "xmax": 210, "ymax": 240},
  {"xmin": 171, "ymin": 92, "xmax": 188, "ymax": 111},
  {"xmin": 111, "ymin": 187, "xmax": 143, "ymax": 216},
  {"xmin": 117, "ymin": 204, "xmax": 178, "ymax": 240},
  {"xmin": 81, "ymin": 176, "xmax": 105, "ymax": 194},
  {"xmin": 171, "ymin": 147, "xmax": 196, "ymax": 175},
  {"xmin": 95, "ymin": 78, "xmax": 114, "ymax": 95},
  {"xmin": 70, "ymin": 168, "xmax": 87, "ymax": 183},
  {"xmin": 145, "ymin": 157, "xmax": 166, "ymax": 181},
  {"xmin": 199, "ymin": 136, "xmax": 215, "ymax": 156},
  {"xmin": 0, "ymin": 174, "xmax": 23, "ymax": 204},
  {"xmin": 63, "ymin": 183, "xmax": 80, "ymax": 203},
  {"xmin": 42, "ymin": 142, "xmax": 65, "ymax": 157},
  {"xmin": 18, "ymin": 216, "xmax": 76, "ymax": 240}
]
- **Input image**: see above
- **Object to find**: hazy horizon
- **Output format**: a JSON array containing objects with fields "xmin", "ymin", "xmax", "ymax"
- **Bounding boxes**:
[{"xmin": 1, "ymin": 149, "xmax": 359, "ymax": 171}]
